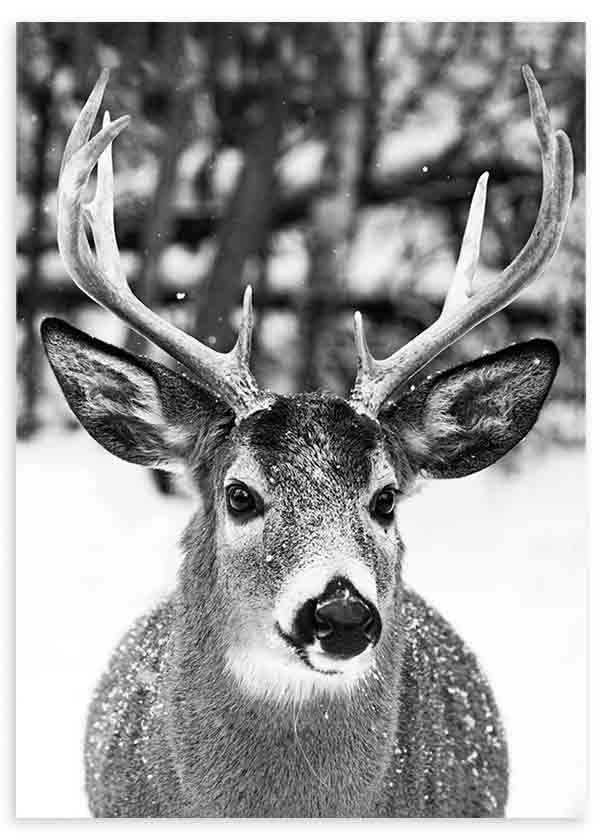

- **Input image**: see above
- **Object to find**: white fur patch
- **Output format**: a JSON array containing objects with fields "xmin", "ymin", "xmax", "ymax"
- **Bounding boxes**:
[
  {"xmin": 225, "ymin": 629, "xmax": 375, "ymax": 706},
  {"xmin": 304, "ymin": 640, "xmax": 375, "ymax": 677}
]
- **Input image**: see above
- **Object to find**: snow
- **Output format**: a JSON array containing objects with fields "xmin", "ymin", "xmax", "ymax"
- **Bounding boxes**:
[
  {"xmin": 400, "ymin": 450, "xmax": 586, "ymax": 817},
  {"xmin": 16, "ymin": 429, "xmax": 585, "ymax": 818}
]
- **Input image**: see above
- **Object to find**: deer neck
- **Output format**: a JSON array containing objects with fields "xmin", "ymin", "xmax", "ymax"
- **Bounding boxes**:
[{"xmin": 162, "ymin": 517, "xmax": 406, "ymax": 817}]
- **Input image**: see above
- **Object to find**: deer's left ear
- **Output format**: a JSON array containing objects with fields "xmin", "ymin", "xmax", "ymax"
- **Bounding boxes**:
[{"xmin": 380, "ymin": 339, "xmax": 559, "ymax": 479}]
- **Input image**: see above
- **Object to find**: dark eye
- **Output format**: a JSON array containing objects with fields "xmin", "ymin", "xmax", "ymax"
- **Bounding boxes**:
[
  {"xmin": 226, "ymin": 483, "xmax": 257, "ymax": 517},
  {"xmin": 371, "ymin": 487, "xmax": 397, "ymax": 522}
]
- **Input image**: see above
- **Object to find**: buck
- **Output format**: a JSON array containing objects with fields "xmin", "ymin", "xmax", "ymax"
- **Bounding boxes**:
[{"xmin": 41, "ymin": 66, "xmax": 572, "ymax": 818}]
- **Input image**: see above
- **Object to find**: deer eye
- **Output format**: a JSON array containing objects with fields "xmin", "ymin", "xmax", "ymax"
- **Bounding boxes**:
[
  {"xmin": 226, "ymin": 483, "xmax": 257, "ymax": 517},
  {"xmin": 371, "ymin": 487, "xmax": 398, "ymax": 522}
]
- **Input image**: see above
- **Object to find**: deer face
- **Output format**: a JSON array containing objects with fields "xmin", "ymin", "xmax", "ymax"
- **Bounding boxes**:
[{"xmin": 210, "ymin": 395, "xmax": 410, "ymax": 700}]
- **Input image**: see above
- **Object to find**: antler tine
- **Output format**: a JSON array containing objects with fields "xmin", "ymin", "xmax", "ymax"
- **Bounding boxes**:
[
  {"xmin": 60, "ymin": 69, "xmax": 111, "ymax": 179},
  {"xmin": 83, "ymin": 111, "xmax": 126, "ymax": 287},
  {"xmin": 350, "ymin": 65, "xmax": 574, "ymax": 418},
  {"xmin": 57, "ymin": 71, "xmax": 266, "ymax": 420},
  {"xmin": 234, "ymin": 284, "xmax": 255, "ymax": 367},
  {"xmin": 441, "ymin": 171, "xmax": 489, "ymax": 315}
]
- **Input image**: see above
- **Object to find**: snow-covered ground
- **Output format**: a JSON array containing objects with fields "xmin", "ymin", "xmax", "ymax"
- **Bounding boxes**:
[{"xmin": 16, "ymin": 429, "xmax": 586, "ymax": 818}]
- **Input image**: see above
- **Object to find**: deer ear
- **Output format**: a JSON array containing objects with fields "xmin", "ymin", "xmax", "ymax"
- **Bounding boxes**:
[
  {"xmin": 380, "ymin": 339, "xmax": 559, "ymax": 479},
  {"xmin": 40, "ymin": 318, "xmax": 232, "ymax": 471}
]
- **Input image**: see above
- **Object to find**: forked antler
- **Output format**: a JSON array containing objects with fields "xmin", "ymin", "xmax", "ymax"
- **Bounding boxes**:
[
  {"xmin": 57, "ymin": 70, "xmax": 266, "ymax": 419},
  {"xmin": 350, "ymin": 65, "xmax": 574, "ymax": 417}
]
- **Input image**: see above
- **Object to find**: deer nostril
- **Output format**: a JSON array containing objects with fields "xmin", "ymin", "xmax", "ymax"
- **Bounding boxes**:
[{"xmin": 315, "ymin": 612, "xmax": 334, "ymax": 639}]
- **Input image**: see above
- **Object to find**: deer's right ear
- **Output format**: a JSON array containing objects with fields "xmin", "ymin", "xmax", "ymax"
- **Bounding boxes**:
[{"xmin": 40, "ymin": 318, "xmax": 233, "ymax": 471}]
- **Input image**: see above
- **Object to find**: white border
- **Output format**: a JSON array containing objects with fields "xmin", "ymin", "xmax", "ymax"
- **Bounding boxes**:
[{"xmin": 4, "ymin": 7, "xmax": 595, "ymax": 839}]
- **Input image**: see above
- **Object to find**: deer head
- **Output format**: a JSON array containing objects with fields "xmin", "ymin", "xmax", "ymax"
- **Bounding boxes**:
[{"xmin": 41, "ymin": 67, "xmax": 572, "ymax": 705}]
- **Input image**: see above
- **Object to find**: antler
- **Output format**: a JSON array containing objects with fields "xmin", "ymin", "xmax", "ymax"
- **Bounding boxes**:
[
  {"xmin": 350, "ymin": 65, "xmax": 574, "ymax": 418},
  {"xmin": 57, "ymin": 70, "xmax": 266, "ymax": 420}
]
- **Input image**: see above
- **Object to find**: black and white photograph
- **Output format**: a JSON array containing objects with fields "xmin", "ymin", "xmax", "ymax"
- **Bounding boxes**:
[{"xmin": 15, "ymin": 21, "xmax": 586, "ymax": 819}]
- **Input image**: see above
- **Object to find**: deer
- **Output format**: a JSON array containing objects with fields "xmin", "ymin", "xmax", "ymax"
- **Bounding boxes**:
[{"xmin": 40, "ymin": 65, "xmax": 572, "ymax": 818}]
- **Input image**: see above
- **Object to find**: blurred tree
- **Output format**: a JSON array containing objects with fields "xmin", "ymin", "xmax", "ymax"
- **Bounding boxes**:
[
  {"xmin": 194, "ymin": 24, "xmax": 289, "ymax": 352},
  {"xmin": 17, "ymin": 24, "xmax": 54, "ymax": 439},
  {"xmin": 125, "ymin": 23, "xmax": 192, "ymax": 356},
  {"xmin": 300, "ymin": 23, "xmax": 368, "ymax": 391}
]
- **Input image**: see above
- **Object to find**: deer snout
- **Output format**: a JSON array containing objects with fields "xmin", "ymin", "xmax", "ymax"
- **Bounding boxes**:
[{"xmin": 296, "ymin": 576, "xmax": 382, "ymax": 660}]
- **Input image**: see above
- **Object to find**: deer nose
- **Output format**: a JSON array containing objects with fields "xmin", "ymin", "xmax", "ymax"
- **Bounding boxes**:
[{"xmin": 313, "ymin": 577, "xmax": 381, "ymax": 659}]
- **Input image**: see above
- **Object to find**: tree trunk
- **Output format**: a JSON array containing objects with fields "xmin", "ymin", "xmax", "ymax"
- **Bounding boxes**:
[
  {"xmin": 299, "ymin": 24, "xmax": 367, "ymax": 392},
  {"xmin": 126, "ymin": 23, "xmax": 190, "ymax": 356},
  {"xmin": 193, "ymin": 85, "xmax": 286, "ymax": 352},
  {"xmin": 17, "ymin": 82, "xmax": 52, "ymax": 440}
]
